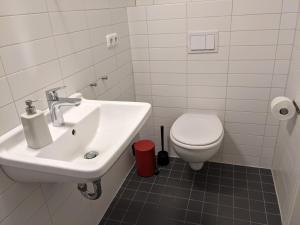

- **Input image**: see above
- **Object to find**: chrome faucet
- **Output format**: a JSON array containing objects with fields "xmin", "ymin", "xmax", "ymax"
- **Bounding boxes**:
[{"xmin": 45, "ymin": 86, "xmax": 81, "ymax": 127}]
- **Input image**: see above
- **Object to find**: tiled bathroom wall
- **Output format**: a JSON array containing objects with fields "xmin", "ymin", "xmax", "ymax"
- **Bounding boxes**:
[
  {"xmin": 128, "ymin": 0, "xmax": 299, "ymax": 168},
  {"xmin": 0, "ymin": 0, "xmax": 135, "ymax": 137},
  {"xmin": 0, "ymin": 0, "xmax": 135, "ymax": 224},
  {"xmin": 273, "ymin": 3, "xmax": 300, "ymax": 225}
]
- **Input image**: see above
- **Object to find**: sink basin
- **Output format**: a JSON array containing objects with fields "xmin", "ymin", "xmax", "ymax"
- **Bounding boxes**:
[{"xmin": 0, "ymin": 95, "xmax": 151, "ymax": 183}]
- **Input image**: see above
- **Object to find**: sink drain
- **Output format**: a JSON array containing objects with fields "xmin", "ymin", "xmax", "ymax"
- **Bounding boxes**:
[{"xmin": 84, "ymin": 151, "xmax": 99, "ymax": 159}]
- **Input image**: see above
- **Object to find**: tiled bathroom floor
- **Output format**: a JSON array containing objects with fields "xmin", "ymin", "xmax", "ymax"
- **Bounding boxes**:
[{"xmin": 99, "ymin": 158, "xmax": 282, "ymax": 225}]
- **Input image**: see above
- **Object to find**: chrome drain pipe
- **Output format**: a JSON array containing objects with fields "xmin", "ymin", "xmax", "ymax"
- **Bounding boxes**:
[{"xmin": 77, "ymin": 179, "xmax": 102, "ymax": 200}]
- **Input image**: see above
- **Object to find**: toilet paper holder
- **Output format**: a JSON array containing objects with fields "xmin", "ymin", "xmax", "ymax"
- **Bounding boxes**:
[{"xmin": 292, "ymin": 100, "xmax": 300, "ymax": 114}]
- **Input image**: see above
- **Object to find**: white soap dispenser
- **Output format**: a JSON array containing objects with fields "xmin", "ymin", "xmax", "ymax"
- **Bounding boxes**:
[{"xmin": 21, "ymin": 100, "xmax": 53, "ymax": 149}]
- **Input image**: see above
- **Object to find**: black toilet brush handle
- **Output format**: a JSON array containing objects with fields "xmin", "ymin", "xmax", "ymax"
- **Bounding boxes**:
[{"xmin": 160, "ymin": 126, "xmax": 164, "ymax": 152}]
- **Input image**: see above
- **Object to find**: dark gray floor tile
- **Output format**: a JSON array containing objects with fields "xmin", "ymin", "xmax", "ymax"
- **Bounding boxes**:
[
  {"xmin": 249, "ymin": 200, "xmax": 265, "ymax": 212},
  {"xmin": 259, "ymin": 168, "xmax": 272, "ymax": 176},
  {"xmin": 218, "ymin": 205, "xmax": 234, "ymax": 219},
  {"xmin": 219, "ymin": 195, "xmax": 234, "ymax": 207},
  {"xmin": 186, "ymin": 210, "xmax": 201, "ymax": 223},
  {"xmin": 188, "ymin": 199, "xmax": 203, "ymax": 211},
  {"xmin": 234, "ymin": 220, "xmax": 250, "ymax": 225},
  {"xmin": 203, "ymin": 202, "xmax": 218, "ymax": 215},
  {"xmin": 160, "ymin": 196, "xmax": 188, "ymax": 209},
  {"xmin": 99, "ymin": 159, "xmax": 281, "ymax": 225},
  {"xmin": 234, "ymin": 180, "xmax": 247, "ymax": 189},
  {"xmin": 190, "ymin": 190, "xmax": 205, "ymax": 201},
  {"xmin": 234, "ymin": 188, "xmax": 249, "ymax": 199},
  {"xmin": 262, "ymin": 183, "xmax": 276, "ymax": 193},
  {"xmin": 121, "ymin": 189, "xmax": 135, "ymax": 200},
  {"xmin": 247, "ymin": 182, "xmax": 262, "ymax": 191},
  {"xmin": 220, "ymin": 186, "xmax": 234, "ymax": 196},
  {"xmin": 221, "ymin": 177, "xmax": 234, "ymax": 187},
  {"xmin": 234, "ymin": 208, "xmax": 250, "ymax": 221},
  {"xmin": 248, "ymin": 191, "xmax": 264, "ymax": 201},
  {"xmin": 261, "ymin": 175, "xmax": 274, "ymax": 184},
  {"xmin": 217, "ymin": 216, "xmax": 234, "ymax": 225},
  {"xmin": 246, "ymin": 174, "xmax": 261, "ymax": 182},
  {"xmin": 263, "ymin": 192, "xmax": 278, "ymax": 203},
  {"xmin": 246, "ymin": 167, "xmax": 260, "ymax": 174},
  {"xmin": 234, "ymin": 197, "xmax": 249, "ymax": 210},
  {"xmin": 205, "ymin": 193, "xmax": 219, "ymax": 204},
  {"xmin": 267, "ymin": 214, "xmax": 282, "ymax": 225},
  {"xmin": 250, "ymin": 211, "xmax": 267, "ymax": 224},
  {"xmin": 265, "ymin": 202, "xmax": 280, "ymax": 214}
]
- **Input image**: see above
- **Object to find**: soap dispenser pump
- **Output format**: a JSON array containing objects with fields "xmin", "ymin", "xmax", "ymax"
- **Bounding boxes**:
[{"xmin": 21, "ymin": 100, "xmax": 53, "ymax": 149}]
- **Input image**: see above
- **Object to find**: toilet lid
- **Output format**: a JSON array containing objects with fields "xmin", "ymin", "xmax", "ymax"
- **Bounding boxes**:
[{"xmin": 171, "ymin": 114, "xmax": 223, "ymax": 146}]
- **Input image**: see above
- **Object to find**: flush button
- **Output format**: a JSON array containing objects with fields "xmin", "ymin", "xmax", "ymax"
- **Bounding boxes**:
[{"xmin": 206, "ymin": 34, "xmax": 215, "ymax": 50}]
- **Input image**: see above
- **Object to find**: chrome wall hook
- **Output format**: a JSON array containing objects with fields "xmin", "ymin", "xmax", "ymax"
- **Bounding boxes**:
[{"xmin": 89, "ymin": 82, "xmax": 97, "ymax": 87}]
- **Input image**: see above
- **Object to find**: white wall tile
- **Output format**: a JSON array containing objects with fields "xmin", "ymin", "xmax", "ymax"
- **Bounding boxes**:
[
  {"xmin": 0, "ymin": 78, "xmax": 13, "ymax": 107},
  {"xmin": 1, "ymin": 189, "xmax": 44, "ymax": 225},
  {"xmin": 46, "ymin": 0, "xmax": 86, "ymax": 11},
  {"xmin": 152, "ymin": 96, "xmax": 186, "ymax": 107},
  {"xmin": 148, "ymin": 19, "xmax": 186, "ymax": 34},
  {"xmin": 225, "ymin": 123, "xmax": 265, "ymax": 136},
  {"xmin": 60, "ymin": 49, "xmax": 93, "ymax": 77},
  {"xmin": 0, "ymin": 38, "xmax": 57, "ymax": 74},
  {"xmin": 230, "ymin": 30, "xmax": 279, "ymax": 46},
  {"xmin": 129, "ymin": 21, "xmax": 148, "ymax": 34},
  {"xmin": 0, "ymin": 14, "xmax": 52, "ymax": 48},
  {"xmin": 86, "ymin": 10, "xmax": 110, "ymax": 29},
  {"xmin": 188, "ymin": 61, "xmax": 228, "ymax": 74},
  {"xmin": 0, "ymin": 61, "xmax": 4, "ymax": 77},
  {"xmin": 227, "ymin": 87, "xmax": 270, "ymax": 100},
  {"xmin": 188, "ymin": 98, "xmax": 226, "ymax": 110},
  {"xmin": 127, "ymin": 6, "xmax": 147, "ymax": 21},
  {"xmin": 50, "ymin": 11, "xmax": 88, "ymax": 35},
  {"xmin": 150, "ymin": 60, "xmax": 186, "ymax": 73},
  {"xmin": 233, "ymin": 0, "xmax": 282, "ymax": 14},
  {"xmin": 188, "ymin": 1, "xmax": 232, "ymax": 18},
  {"xmin": 278, "ymin": 30, "xmax": 295, "ymax": 45},
  {"xmin": 228, "ymin": 74, "xmax": 272, "ymax": 87},
  {"xmin": 226, "ymin": 99, "xmax": 269, "ymax": 112},
  {"xmin": 55, "ymin": 30, "xmax": 91, "ymax": 57},
  {"xmin": 280, "ymin": 13, "xmax": 298, "ymax": 29},
  {"xmin": 151, "ymin": 73, "xmax": 185, "ymax": 85},
  {"xmin": 0, "ymin": 0, "xmax": 47, "ymax": 16},
  {"xmin": 230, "ymin": 46, "xmax": 276, "ymax": 60},
  {"xmin": 188, "ymin": 16, "xmax": 231, "ymax": 31},
  {"xmin": 188, "ymin": 74, "xmax": 227, "ymax": 86},
  {"xmin": 225, "ymin": 111, "xmax": 267, "ymax": 124},
  {"xmin": 149, "ymin": 47, "xmax": 186, "ymax": 60},
  {"xmin": 152, "ymin": 85, "xmax": 186, "ymax": 96},
  {"xmin": 188, "ymin": 86, "xmax": 227, "ymax": 98},
  {"xmin": 229, "ymin": 61, "xmax": 274, "ymax": 74},
  {"xmin": 149, "ymin": 34, "xmax": 186, "ymax": 47},
  {"xmin": 147, "ymin": 3, "xmax": 186, "ymax": 20},
  {"xmin": 7, "ymin": 61, "xmax": 62, "ymax": 100},
  {"xmin": 231, "ymin": 14, "xmax": 281, "ymax": 31},
  {"xmin": 283, "ymin": 0, "xmax": 300, "ymax": 12}
]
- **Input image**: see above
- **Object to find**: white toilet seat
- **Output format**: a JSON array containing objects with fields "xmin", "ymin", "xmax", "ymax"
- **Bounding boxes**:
[
  {"xmin": 170, "ymin": 131, "xmax": 224, "ymax": 150},
  {"xmin": 170, "ymin": 113, "xmax": 224, "ymax": 150}
]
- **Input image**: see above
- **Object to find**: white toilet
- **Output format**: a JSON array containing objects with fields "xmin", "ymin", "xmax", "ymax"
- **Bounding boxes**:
[{"xmin": 170, "ymin": 113, "xmax": 224, "ymax": 170}]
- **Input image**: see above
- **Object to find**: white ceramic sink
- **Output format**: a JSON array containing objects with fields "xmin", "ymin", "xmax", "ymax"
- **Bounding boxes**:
[{"xmin": 0, "ymin": 95, "xmax": 151, "ymax": 183}]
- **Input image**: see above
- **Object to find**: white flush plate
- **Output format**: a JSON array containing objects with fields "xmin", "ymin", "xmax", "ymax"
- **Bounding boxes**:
[{"xmin": 188, "ymin": 30, "xmax": 219, "ymax": 54}]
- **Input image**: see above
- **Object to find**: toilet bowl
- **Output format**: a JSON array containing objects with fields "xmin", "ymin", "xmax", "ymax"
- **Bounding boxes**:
[{"xmin": 170, "ymin": 113, "xmax": 224, "ymax": 170}]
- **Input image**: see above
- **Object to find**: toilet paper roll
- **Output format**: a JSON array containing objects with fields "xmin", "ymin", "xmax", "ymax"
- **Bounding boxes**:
[{"xmin": 271, "ymin": 96, "xmax": 296, "ymax": 121}]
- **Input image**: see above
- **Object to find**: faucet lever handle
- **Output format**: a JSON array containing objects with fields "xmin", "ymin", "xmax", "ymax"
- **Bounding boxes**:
[{"xmin": 45, "ymin": 86, "xmax": 66, "ymax": 100}]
